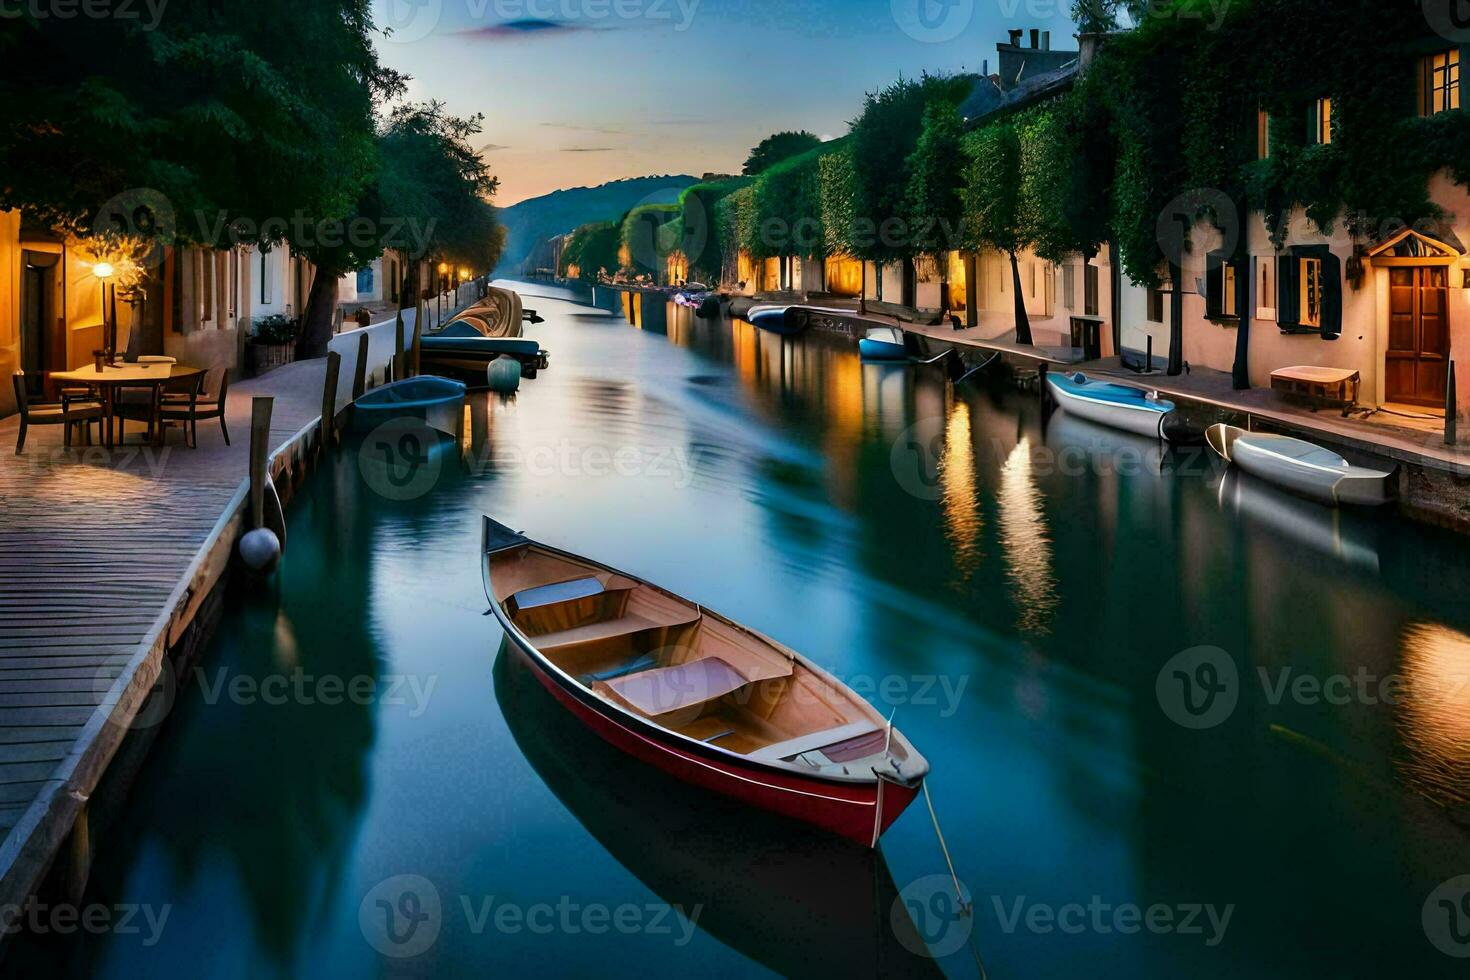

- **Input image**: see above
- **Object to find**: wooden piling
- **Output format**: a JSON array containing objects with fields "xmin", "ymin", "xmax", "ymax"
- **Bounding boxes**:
[
  {"xmin": 1448, "ymin": 360, "xmax": 1458, "ymax": 447},
  {"xmin": 410, "ymin": 308, "xmax": 424, "ymax": 378},
  {"xmin": 353, "ymin": 332, "xmax": 370, "ymax": 400},
  {"xmin": 320, "ymin": 350, "xmax": 341, "ymax": 451},
  {"xmin": 392, "ymin": 309, "xmax": 406, "ymax": 382},
  {"xmin": 249, "ymin": 397, "xmax": 273, "ymax": 529}
]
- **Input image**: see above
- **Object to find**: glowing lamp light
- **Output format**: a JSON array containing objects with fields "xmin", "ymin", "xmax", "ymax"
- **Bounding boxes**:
[
  {"xmin": 94, "ymin": 261, "xmax": 115, "ymax": 280},
  {"xmin": 437, "ymin": 262, "xmax": 449, "ymax": 274},
  {"xmin": 459, "ymin": 267, "xmax": 470, "ymax": 280}
]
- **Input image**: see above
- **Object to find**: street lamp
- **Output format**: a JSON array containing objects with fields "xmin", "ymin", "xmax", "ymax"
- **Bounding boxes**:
[{"xmin": 94, "ymin": 262, "xmax": 117, "ymax": 357}]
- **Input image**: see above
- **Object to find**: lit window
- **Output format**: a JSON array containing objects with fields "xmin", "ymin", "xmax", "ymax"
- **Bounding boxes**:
[
  {"xmin": 1421, "ymin": 50, "xmax": 1461, "ymax": 116},
  {"xmin": 1299, "ymin": 257, "xmax": 1323, "ymax": 328},
  {"xmin": 1257, "ymin": 109, "xmax": 1271, "ymax": 159},
  {"xmin": 1312, "ymin": 98, "xmax": 1333, "ymax": 145},
  {"xmin": 1223, "ymin": 263, "xmax": 1238, "ymax": 317}
]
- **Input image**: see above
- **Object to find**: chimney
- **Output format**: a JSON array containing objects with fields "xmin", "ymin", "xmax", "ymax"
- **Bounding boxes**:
[
  {"xmin": 1008, "ymin": 29, "xmax": 1023, "ymax": 47},
  {"xmin": 1041, "ymin": 30, "xmax": 1051, "ymax": 50},
  {"xmin": 1029, "ymin": 28, "xmax": 1040, "ymax": 48}
]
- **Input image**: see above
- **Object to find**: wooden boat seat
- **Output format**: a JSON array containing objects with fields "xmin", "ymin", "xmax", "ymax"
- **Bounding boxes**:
[
  {"xmin": 531, "ymin": 585, "xmax": 701, "ymax": 650},
  {"xmin": 596, "ymin": 657, "xmax": 751, "ymax": 718},
  {"xmin": 746, "ymin": 721, "xmax": 882, "ymax": 762}
]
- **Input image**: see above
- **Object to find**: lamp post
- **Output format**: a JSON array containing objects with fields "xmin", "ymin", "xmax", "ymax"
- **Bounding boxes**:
[
  {"xmin": 94, "ymin": 262, "xmax": 117, "ymax": 357},
  {"xmin": 437, "ymin": 262, "xmax": 449, "ymax": 325}
]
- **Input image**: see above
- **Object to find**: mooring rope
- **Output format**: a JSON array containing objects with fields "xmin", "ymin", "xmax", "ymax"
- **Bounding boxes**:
[{"xmin": 921, "ymin": 780, "xmax": 990, "ymax": 980}]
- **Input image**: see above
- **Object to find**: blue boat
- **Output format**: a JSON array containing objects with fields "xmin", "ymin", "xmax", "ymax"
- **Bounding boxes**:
[
  {"xmin": 746, "ymin": 305, "xmax": 802, "ymax": 335},
  {"xmin": 858, "ymin": 327, "xmax": 908, "ymax": 362},
  {"xmin": 350, "ymin": 376, "xmax": 467, "ymax": 438},
  {"xmin": 421, "ymin": 319, "xmax": 549, "ymax": 383},
  {"xmin": 1045, "ymin": 372, "xmax": 1175, "ymax": 440}
]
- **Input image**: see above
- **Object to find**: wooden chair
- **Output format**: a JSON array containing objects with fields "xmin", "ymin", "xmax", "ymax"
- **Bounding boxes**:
[
  {"xmin": 158, "ymin": 368, "xmax": 231, "ymax": 447},
  {"xmin": 11, "ymin": 371, "xmax": 102, "ymax": 454}
]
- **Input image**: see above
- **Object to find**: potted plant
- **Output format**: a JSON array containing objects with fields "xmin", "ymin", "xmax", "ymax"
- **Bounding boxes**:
[{"xmin": 246, "ymin": 314, "xmax": 298, "ymax": 377}]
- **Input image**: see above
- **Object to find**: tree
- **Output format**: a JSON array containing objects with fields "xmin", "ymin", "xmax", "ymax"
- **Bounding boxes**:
[
  {"xmin": 848, "ymin": 73, "xmax": 974, "ymax": 302},
  {"xmin": 293, "ymin": 101, "xmax": 501, "ymax": 357},
  {"xmin": 0, "ymin": 1, "xmax": 397, "ymax": 246},
  {"xmin": 961, "ymin": 122, "xmax": 1033, "ymax": 345},
  {"xmin": 904, "ymin": 101, "xmax": 966, "ymax": 312},
  {"xmin": 742, "ymin": 131, "xmax": 822, "ymax": 177},
  {"xmin": 562, "ymin": 221, "xmax": 620, "ymax": 280}
]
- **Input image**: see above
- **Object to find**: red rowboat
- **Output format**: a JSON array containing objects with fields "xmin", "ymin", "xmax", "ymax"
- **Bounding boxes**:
[{"xmin": 481, "ymin": 517, "xmax": 929, "ymax": 846}]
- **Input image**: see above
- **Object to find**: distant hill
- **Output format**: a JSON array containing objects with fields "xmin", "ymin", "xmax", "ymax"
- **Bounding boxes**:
[{"xmin": 494, "ymin": 174, "xmax": 700, "ymax": 274}]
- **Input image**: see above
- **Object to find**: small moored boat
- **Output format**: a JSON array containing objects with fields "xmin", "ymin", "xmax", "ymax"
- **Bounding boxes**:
[
  {"xmin": 1206, "ymin": 424, "xmax": 1396, "ymax": 507},
  {"xmin": 859, "ymin": 327, "xmax": 909, "ymax": 362},
  {"xmin": 1046, "ymin": 372, "xmax": 1177, "ymax": 440},
  {"xmin": 746, "ymin": 305, "xmax": 800, "ymax": 335},
  {"xmin": 350, "ymin": 376, "xmax": 466, "ymax": 438},
  {"xmin": 481, "ymin": 517, "xmax": 929, "ymax": 846},
  {"xmin": 420, "ymin": 318, "xmax": 549, "ymax": 383}
]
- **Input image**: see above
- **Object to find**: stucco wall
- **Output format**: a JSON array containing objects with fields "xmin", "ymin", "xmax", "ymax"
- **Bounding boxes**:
[{"xmin": 0, "ymin": 210, "xmax": 19, "ymax": 416}]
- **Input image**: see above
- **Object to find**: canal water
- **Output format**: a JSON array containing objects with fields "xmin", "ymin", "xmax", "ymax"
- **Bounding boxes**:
[{"xmin": 21, "ymin": 282, "xmax": 1470, "ymax": 978}]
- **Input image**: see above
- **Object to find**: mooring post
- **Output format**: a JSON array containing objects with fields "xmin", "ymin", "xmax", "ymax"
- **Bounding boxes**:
[
  {"xmin": 353, "ymin": 332, "xmax": 370, "ymax": 400},
  {"xmin": 1447, "ymin": 359, "xmax": 1458, "ymax": 447},
  {"xmin": 410, "ymin": 311, "xmax": 424, "ymax": 379},
  {"xmin": 393, "ymin": 309, "xmax": 406, "ymax": 382},
  {"xmin": 1145, "ymin": 335, "xmax": 1155, "ymax": 374},
  {"xmin": 61, "ymin": 801, "xmax": 91, "ymax": 905},
  {"xmin": 333, "ymin": 306, "xmax": 345, "ymax": 335},
  {"xmin": 249, "ymin": 397, "xmax": 274, "ymax": 529},
  {"xmin": 320, "ymin": 350, "xmax": 342, "ymax": 452}
]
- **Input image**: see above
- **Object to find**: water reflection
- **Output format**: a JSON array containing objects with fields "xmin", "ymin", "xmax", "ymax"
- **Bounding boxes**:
[
  {"xmin": 940, "ymin": 402, "xmax": 982, "ymax": 582},
  {"xmin": 493, "ymin": 644, "xmax": 940, "ymax": 978},
  {"xmin": 997, "ymin": 436, "xmax": 1057, "ymax": 636},
  {"xmin": 1397, "ymin": 622, "xmax": 1470, "ymax": 810},
  {"xmin": 1217, "ymin": 469, "xmax": 1381, "ymax": 573}
]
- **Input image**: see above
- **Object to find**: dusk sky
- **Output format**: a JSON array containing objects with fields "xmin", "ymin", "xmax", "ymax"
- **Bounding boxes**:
[{"xmin": 373, "ymin": 0, "xmax": 1081, "ymax": 204}]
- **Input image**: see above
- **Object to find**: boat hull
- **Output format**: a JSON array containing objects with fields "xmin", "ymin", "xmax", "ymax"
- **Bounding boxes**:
[
  {"xmin": 859, "ymin": 338, "xmax": 908, "ymax": 362},
  {"xmin": 1046, "ymin": 375, "xmax": 1169, "ymax": 440},
  {"xmin": 421, "ymin": 338, "xmax": 548, "ymax": 382},
  {"xmin": 747, "ymin": 306, "xmax": 804, "ymax": 335},
  {"xmin": 1208, "ymin": 423, "xmax": 1395, "ymax": 507},
  {"xmin": 503, "ymin": 636, "xmax": 919, "ymax": 846},
  {"xmin": 349, "ymin": 376, "xmax": 466, "ymax": 437}
]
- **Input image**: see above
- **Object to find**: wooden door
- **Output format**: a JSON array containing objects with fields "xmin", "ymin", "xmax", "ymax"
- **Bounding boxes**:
[{"xmin": 1387, "ymin": 266, "xmax": 1450, "ymax": 406}]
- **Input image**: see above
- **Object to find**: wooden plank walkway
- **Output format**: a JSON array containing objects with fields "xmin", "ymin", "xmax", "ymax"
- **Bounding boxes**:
[{"xmin": 0, "ymin": 311, "xmax": 412, "ymax": 914}]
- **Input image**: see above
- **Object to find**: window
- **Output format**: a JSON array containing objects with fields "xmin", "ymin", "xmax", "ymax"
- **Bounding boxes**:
[
  {"xmin": 1420, "ymin": 50, "xmax": 1461, "ymax": 116},
  {"xmin": 1276, "ymin": 247, "xmax": 1341, "ymax": 337},
  {"xmin": 1063, "ymin": 263, "xmax": 1075, "ymax": 309},
  {"xmin": 1299, "ymin": 257, "xmax": 1323, "ymax": 328},
  {"xmin": 1257, "ymin": 109, "xmax": 1271, "ymax": 159},
  {"xmin": 1029, "ymin": 262, "xmax": 1037, "ymax": 298},
  {"xmin": 1147, "ymin": 284, "xmax": 1165, "ymax": 323},
  {"xmin": 1256, "ymin": 257, "xmax": 1275, "ymax": 321},
  {"xmin": 260, "ymin": 251, "xmax": 274, "ymax": 305},
  {"xmin": 1206, "ymin": 255, "xmax": 1241, "ymax": 320},
  {"xmin": 1084, "ymin": 262, "xmax": 1100, "ymax": 316},
  {"xmin": 1311, "ymin": 97, "xmax": 1333, "ymax": 145}
]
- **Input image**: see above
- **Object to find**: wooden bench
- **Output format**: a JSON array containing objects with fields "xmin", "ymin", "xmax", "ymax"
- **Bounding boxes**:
[
  {"xmin": 1271, "ymin": 366, "xmax": 1361, "ymax": 416},
  {"xmin": 598, "ymin": 657, "xmax": 751, "ymax": 717}
]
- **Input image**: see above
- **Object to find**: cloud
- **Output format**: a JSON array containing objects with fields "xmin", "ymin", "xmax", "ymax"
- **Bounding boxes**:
[
  {"xmin": 479, "ymin": 143, "xmax": 512, "ymax": 152},
  {"xmin": 562, "ymin": 147, "xmax": 615, "ymax": 153},
  {"xmin": 540, "ymin": 122, "xmax": 624, "ymax": 135},
  {"xmin": 454, "ymin": 18, "xmax": 595, "ymax": 40}
]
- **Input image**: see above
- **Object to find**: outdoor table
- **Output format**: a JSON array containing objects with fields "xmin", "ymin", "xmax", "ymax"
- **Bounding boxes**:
[{"xmin": 49, "ymin": 362, "xmax": 204, "ymax": 448}]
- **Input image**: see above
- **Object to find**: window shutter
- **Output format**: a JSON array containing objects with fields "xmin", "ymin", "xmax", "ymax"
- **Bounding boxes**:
[
  {"xmin": 1277, "ymin": 255, "xmax": 1299, "ymax": 326},
  {"xmin": 1320, "ymin": 250, "xmax": 1342, "ymax": 339},
  {"xmin": 1205, "ymin": 257, "xmax": 1223, "ymax": 318}
]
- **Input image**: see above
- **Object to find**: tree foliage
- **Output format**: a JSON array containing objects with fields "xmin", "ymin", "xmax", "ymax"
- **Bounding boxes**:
[
  {"xmin": 848, "ymin": 74, "xmax": 975, "ymax": 264},
  {"xmin": 903, "ymin": 101, "xmax": 966, "ymax": 258},
  {"xmin": 561, "ymin": 221, "xmax": 621, "ymax": 280},
  {"xmin": 742, "ymin": 131, "xmax": 822, "ymax": 177}
]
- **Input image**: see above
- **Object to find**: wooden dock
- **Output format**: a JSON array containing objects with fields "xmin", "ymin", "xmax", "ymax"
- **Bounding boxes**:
[{"xmin": 0, "ymin": 314, "xmax": 409, "ymax": 923}]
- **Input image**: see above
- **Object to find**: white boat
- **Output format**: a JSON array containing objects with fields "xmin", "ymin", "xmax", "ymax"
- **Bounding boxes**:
[
  {"xmin": 1045, "ymin": 372, "xmax": 1174, "ymax": 440},
  {"xmin": 1206, "ymin": 424, "xmax": 1396, "ymax": 507},
  {"xmin": 859, "ymin": 327, "xmax": 908, "ymax": 361}
]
